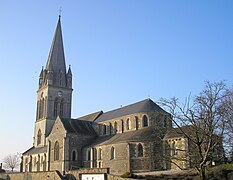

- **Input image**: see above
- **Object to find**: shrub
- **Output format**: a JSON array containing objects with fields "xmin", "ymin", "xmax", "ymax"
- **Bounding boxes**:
[
  {"xmin": 121, "ymin": 172, "xmax": 132, "ymax": 178},
  {"xmin": 206, "ymin": 164, "xmax": 233, "ymax": 180}
]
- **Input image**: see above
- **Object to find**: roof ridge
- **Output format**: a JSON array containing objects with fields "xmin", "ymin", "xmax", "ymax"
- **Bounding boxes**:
[
  {"xmin": 95, "ymin": 98, "xmax": 165, "ymax": 123},
  {"xmin": 103, "ymin": 98, "xmax": 153, "ymax": 114}
]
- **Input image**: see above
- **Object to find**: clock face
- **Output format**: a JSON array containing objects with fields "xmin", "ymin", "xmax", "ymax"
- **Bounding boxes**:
[{"xmin": 58, "ymin": 91, "xmax": 63, "ymax": 97}]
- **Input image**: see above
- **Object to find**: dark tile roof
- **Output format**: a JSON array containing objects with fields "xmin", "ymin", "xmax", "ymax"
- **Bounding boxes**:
[
  {"xmin": 95, "ymin": 99, "xmax": 166, "ymax": 123},
  {"xmin": 85, "ymin": 127, "xmax": 164, "ymax": 147},
  {"xmin": 78, "ymin": 111, "xmax": 103, "ymax": 122},
  {"xmin": 22, "ymin": 146, "xmax": 47, "ymax": 155},
  {"xmin": 60, "ymin": 118, "xmax": 97, "ymax": 136},
  {"xmin": 163, "ymin": 125, "xmax": 193, "ymax": 139}
]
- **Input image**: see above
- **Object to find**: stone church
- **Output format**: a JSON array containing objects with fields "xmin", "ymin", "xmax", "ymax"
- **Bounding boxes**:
[{"xmin": 21, "ymin": 16, "xmax": 214, "ymax": 175}]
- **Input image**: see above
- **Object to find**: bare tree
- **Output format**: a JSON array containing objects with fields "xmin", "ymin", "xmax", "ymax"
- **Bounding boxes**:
[
  {"xmin": 3, "ymin": 153, "xmax": 21, "ymax": 172},
  {"xmin": 221, "ymin": 87, "xmax": 233, "ymax": 161},
  {"xmin": 159, "ymin": 81, "xmax": 230, "ymax": 180}
]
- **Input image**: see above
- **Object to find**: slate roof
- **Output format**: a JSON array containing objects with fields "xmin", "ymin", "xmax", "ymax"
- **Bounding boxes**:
[
  {"xmin": 60, "ymin": 118, "xmax": 97, "ymax": 135},
  {"xmin": 46, "ymin": 16, "xmax": 66, "ymax": 74},
  {"xmin": 85, "ymin": 126, "xmax": 164, "ymax": 148},
  {"xmin": 22, "ymin": 146, "xmax": 47, "ymax": 155},
  {"xmin": 95, "ymin": 99, "xmax": 166, "ymax": 123},
  {"xmin": 163, "ymin": 125, "xmax": 193, "ymax": 139},
  {"xmin": 78, "ymin": 111, "xmax": 103, "ymax": 122}
]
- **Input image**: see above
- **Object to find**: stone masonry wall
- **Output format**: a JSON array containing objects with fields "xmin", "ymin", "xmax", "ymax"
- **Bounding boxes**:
[
  {"xmin": 4, "ymin": 169, "xmax": 132, "ymax": 180},
  {"xmin": 6, "ymin": 171, "xmax": 61, "ymax": 180},
  {"xmin": 47, "ymin": 118, "xmax": 66, "ymax": 173}
]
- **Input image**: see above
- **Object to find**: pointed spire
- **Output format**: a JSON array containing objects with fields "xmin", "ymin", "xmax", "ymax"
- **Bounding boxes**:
[
  {"xmin": 66, "ymin": 65, "xmax": 72, "ymax": 88},
  {"xmin": 45, "ymin": 16, "xmax": 67, "ymax": 86},
  {"xmin": 67, "ymin": 65, "xmax": 72, "ymax": 75},
  {"xmin": 39, "ymin": 66, "xmax": 44, "ymax": 78}
]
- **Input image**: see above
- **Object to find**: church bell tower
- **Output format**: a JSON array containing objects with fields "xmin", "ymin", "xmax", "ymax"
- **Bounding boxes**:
[{"xmin": 34, "ymin": 16, "xmax": 73, "ymax": 147}]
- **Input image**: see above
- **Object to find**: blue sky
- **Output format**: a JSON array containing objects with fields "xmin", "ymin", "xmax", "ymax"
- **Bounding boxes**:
[{"xmin": 0, "ymin": 0, "xmax": 232, "ymax": 163}]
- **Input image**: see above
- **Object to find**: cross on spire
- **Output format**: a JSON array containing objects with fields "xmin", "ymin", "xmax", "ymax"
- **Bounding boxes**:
[{"xmin": 59, "ymin": 7, "xmax": 62, "ymax": 17}]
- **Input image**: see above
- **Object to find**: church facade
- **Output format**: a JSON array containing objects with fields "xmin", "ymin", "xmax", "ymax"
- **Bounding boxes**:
[{"xmin": 21, "ymin": 17, "xmax": 218, "ymax": 175}]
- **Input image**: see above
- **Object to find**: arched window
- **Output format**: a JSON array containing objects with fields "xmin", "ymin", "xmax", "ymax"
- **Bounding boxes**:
[
  {"xmin": 60, "ymin": 99, "xmax": 64, "ymax": 117},
  {"xmin": 114, "ymin": 121, "xmax": 118, "ymax": 133},
  {"xmin": 37, "ymin": 154, "xmax": 40, "ymax": 171},
  {"xmin": 37, "ymin": 129, "xmax": 42, "ymax": 145},
  {"xmin": 142, "ymin": 115, "xmax": 149, "ymax": 127},
  {"xmin": 36, "ymin": 101, "xmax": 39, "ymax": 119},
  {"xmin": 34, "ymin": 156, "xmax": 37, "ymax": 166},
  {"xmin": 44, "ymin": 98, "xmax": 47, "ymax": 117},
  {"xmin": 93, "ymin": 148, "xmax": 97, "ymax": 167},
  {"xmin": 103, "ymin": 124, "xmax": 107, "ymax": 135},
  {"xmin": 135, "ymin": 116, "xmax": 139, "ymax": 130},
  {"xmin": 29, "ymin": 155, "xmax": 32, "ymax": 172},
  {"xmin": 137, "ymin": 143, "xmax": 143, "ymax": 157},
  {"xmin": 43, "ymin": 154, "xmax": 47, "ymax": 171},
  {"xmin": 41, "ymin": 98, "xmax": 44, "ymax": 118},
  {"xmin": 72, "ymin": 150, "xmax": 76, "ymax": 161},
  {"xmin": 39, "ymin": 100, "xmax": 42, "ymax": 119},
  {"xmin": 87, "ymin": 149, "xmax": 91, "ymax": 161},
  {"xmin": 121, "ymin": 120, "xmax": 124, "ymax": 133},
  {"xmin": 109, "ymin": 123, "xmax": 112, "ymax": 135},
  {"xmin": 110, "ymin": 147, "xmax": 115, "ymax": 160},
  {"xmin": 98, "ymin": 148, "xmax": 102, "ymax": 160},
  {"xmin": 171, "ymin": 141, "xmax": 176, "ymax": 156},
  {"xmin": 126, "ymin": 118, "xmax": 130, "ymax": 130},
  {"xmin": 54, "ymin": 141, "xmax": 59, "ymax": 161},
  {"xmin": 54, "ymin": 98, "xmax": 58, "ymax": 117}
]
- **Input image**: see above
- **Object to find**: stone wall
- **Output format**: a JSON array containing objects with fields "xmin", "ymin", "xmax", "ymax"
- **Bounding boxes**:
[
  {"xmin": 4, "ymin": 168, "xmax": 110, "ymax": 180},
  {"xmin": 130, "ymin": 141, "xmax": 164, "ymax": 172},
  {"xmin": 5, "ymin": 171, "xmax": 61, "ymax": 180},
  {"xmin": 80, "ymin": 111, "xmax": 170, "ymax": 175},
  {"xmin": 47, "ymin": 118, "xmax": 66, "ymax": 173},
  {"xmin": 67, "ymin": 133, "xmax": 97, "ymax": 170},
  {"xmin": 3, "ymin": 171, "xmax": 134, "ymax": 180},
  {"xmin": 83, "ymin": 143, "xmax": 130, "ymax": 175},
  {"xmin": 165, "ymin": 137, "xmax": 189, "ymax": 170},
  {"xmin": 22, "ymin": 152, "xmax": 48, "ymax": 172}
]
